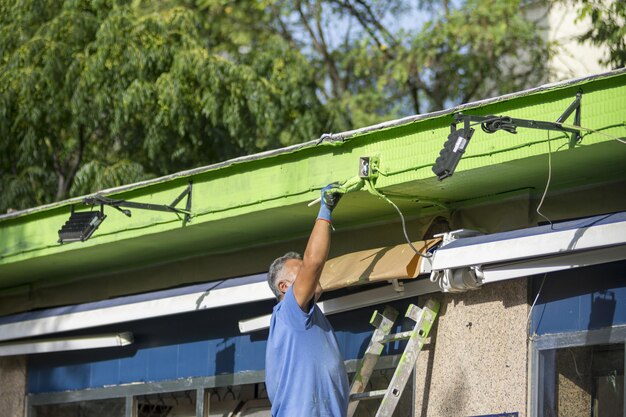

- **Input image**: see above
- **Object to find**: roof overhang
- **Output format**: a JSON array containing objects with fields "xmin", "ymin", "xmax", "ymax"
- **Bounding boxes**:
[
  {"xmin": 1, "ymin": 70, "xmax": 625, "ymax": 295},
  {"xmin": 1, "ymin": 210, "xmax": 624, "ymax": 351},
  {"xmin": 0, "ymin": 241, "xmax": 436, "ymax": 344}
]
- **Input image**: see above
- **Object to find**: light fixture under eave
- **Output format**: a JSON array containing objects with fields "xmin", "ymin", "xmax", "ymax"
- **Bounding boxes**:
[
  {"xmin": 57, "ymin": 205, "xmax": 106, "ymax": 244},
  {"xmin": 432, "ymin": 91, "xmax": 583, "ymax": 181},
  {"xmin": 57, "ymin": 181, "xmax": 193, "ymax": 244},
  {"xmin": 0, "ymin": 332, "xmax": 134, "ymax": 357},
  {"xmin": 431, "ymin": 125, "xmax": 475, "ymax": 181}
]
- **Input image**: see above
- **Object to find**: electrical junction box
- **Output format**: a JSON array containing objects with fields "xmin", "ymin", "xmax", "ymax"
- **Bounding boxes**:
[{"xmin": 359, "ymin": 156, "xmax": 380, "ymax": 179}]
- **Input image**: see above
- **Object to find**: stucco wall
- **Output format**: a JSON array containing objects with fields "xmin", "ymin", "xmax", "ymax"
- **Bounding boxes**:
[
  {"xmin": 0, "ymin": 356, "xmax": 26, "ymax": 417},
  {"xmin": 414, "ymin": 279, "xmax": 529, "ymax": 417}
]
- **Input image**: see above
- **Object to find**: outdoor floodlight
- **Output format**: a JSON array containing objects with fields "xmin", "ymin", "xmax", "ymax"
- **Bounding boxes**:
[
  {"xmin": 57, "ymin": 182, "xmax": 193, "ymax": 244},
  {"xmin": 58, "ymin": 205, "xmax": 106, "ymax": 244},
  {"xmin": 432, "ymin": 126, "xmax": 474, "ymax": 181},
  {"xmin": 433, "ymin": 91, "xmax": 583, "ymax": 181}
]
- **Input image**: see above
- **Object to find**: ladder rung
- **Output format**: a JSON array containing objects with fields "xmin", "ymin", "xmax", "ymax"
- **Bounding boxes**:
[
  {"xmin": 347, "ymin": 300, "xmax": 440, "ymax": 417},
  {"xmin": 350, "ymin": 390, "xmax": 387, "ymax": 401},
  {"xmin": 380, "ymin": 331, "xmax": 413, "ymax": 344}
]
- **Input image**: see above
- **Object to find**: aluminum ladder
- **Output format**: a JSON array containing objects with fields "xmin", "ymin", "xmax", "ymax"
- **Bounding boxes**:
[{"xmin": 347, "ymin": 299, "xmax": 440, "ymax": 417}]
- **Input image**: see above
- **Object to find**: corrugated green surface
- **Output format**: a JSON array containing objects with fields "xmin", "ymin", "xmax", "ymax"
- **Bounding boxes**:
[{"xmin": 0, "ymin": 71, "xmax": 625, "ymax": 289}]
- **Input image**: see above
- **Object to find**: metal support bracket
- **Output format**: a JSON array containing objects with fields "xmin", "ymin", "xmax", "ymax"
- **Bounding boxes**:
[
  {"xmin": 453, "ymin": 91, "xmax": 583, "ymax": 148},
  {"xmin": 84, "ymin": 181, "xmax": 193, "ymax": 225},
  {"xmin": 388, "ymin": 279, "xmax": 404, "ymax": 293}
]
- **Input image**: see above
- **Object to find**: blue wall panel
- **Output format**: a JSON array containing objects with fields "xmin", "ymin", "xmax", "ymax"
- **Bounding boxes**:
[
  {"xmin": 28, "ymin": 297, "xmax": 416, "ymax": 393},
  {"xmin": 147, "ymin": 344, "xmax": 179, "ymax": 382},
  {"xmin": 530, "ymin": 260, "xmax": 626, "ymax": 335},
  {"xmin": 90, "ymin": 358, "xmax": 120, "ymax": 388},
  {"xmin": 177, "ymin": 340, "xmax": 210, "ymax": 378},
  {"xmin": 44, "ymin": 364, "xmax": 91, "ymax": 392},
  {"xmin": 119, "ymin": 349, "xmax": 149, "ymax": 385}
]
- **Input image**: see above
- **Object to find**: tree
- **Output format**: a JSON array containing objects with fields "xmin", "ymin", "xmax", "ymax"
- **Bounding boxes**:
[
  {"xmin": 270, "ymin": 0, "xmax": 551, "ymax": 129},
  {"xmin": 1, "ymin": 0, "xmax": 554, "ymax": 213},
  {"xmin": 0, "ymin": 0, "xmax": 329, "ymax": 211}
]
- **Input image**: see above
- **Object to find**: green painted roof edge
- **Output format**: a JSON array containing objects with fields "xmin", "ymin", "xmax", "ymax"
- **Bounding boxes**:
[
  {"xmin": 0, "ymin": 69, "xmax": 624, "ymax": 273},
  {"xmin": 2, "ymin": 68, "xmax": 624, "ymax": 223}
]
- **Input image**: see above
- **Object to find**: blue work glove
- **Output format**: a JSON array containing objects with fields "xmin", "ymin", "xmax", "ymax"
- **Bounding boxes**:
[{"xmin": 317, "ymin": 183, "xmax": 343, "ymax": 223}]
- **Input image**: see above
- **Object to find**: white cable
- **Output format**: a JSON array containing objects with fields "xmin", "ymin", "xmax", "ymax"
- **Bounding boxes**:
[
  {"xmin": 558, "ymin": 122, "xmax": 626, "ymax": 144},
  {"xmin": 568, "ymin": 348, "xmax": 584, "ymax": 379},
  {"xmin": 382, "ymin": 196, "xmax": 433, "ymax": 258},
  {"xmin": 536, "ymin": 131, "xmax": 553, "ymax": 227},
  {"xmin": 527, "ymin": 273, "xmax": 547, "ymax": 338},
  {"xmin": 364, "ymin": 179, "xmax": 433, "ymax": 258}
]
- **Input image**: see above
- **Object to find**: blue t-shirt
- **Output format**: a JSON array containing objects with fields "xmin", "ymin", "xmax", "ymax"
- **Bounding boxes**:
[{"xmin": 265, "ymin": 286, "xmax": 349, "ymax": 417}]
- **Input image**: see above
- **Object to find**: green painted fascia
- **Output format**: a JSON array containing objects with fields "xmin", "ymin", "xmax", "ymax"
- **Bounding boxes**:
[{"xmin": 1, "ymin": 70, "xmax": 625, "ymax": 286}]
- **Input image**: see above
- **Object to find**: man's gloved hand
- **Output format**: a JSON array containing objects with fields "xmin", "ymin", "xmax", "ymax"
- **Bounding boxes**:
[{"xmin": 317, "ymin": 183, "xmax": 343, "ymax": 223}]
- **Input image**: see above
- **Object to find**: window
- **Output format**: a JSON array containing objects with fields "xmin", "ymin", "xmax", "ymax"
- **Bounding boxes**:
[
  {"xmin": 205, "ymin": 383, "xmax": 270, "ymax": 416},
  {"xmin": 533, "ymin": 329, "xmax": 626, "ymax": 417},
  {"xmin": 33, "ymin": 398, "xmax": 125, "ymax": 417},
  {"xmin": 136, "ymin": 390, "xmax": 196, "ymax": 417}
]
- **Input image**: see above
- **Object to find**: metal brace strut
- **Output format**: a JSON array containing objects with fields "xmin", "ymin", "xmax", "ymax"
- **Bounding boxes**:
[
  {"xmin": 453, "ymin": 91, "xmax": 583, "ymax": 148},
  {"xmin": 84, "ymin": 181, "xmax": 193, "ymax": 225}
]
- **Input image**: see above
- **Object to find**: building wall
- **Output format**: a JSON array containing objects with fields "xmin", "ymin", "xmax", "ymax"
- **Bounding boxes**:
[
  {"xmin": 0, "ymin": 356, "xmax": 27, "ymax": 417},
  {"xmin": 525, "ymin": 2, "xmax": 610, "ymax": 82},
  {"xmin": 5, "ymin": 180, "xmax": 626, "ymax": 413},
  {"xmin": 414, "ymin": 279, "xmax": 529, "ymax": 417},
  {"xmin": 544, "ymin": 2, "xmax": 610, "ymax": 81},
  {"xmin": 26, "ymin": 298, "xmax": 412, "ymax": 394}
]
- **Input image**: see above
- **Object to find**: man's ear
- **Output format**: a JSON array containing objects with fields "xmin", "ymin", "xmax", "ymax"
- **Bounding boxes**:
[{"xmin": 278, "ymin": 280, "xmax": 289, "ymax": 294}]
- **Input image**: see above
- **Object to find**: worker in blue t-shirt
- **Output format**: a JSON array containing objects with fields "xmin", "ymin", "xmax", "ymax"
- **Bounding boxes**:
[{"xmin": 265, "ymin": 184, "xmax": 349, "ymax": 417}]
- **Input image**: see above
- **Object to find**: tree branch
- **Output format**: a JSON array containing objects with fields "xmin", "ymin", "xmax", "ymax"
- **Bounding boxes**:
[
  {"xmin": 353, "ymin": 0, "xmax": 398, "ymax": 46},
  {"xmin": 295, "ymin": 0, "xmax": 345, "ymax": 97},
  {"xmin": 334, "ymin": 0, "xmax": 395, "ymax": 60},
  {"xmin": 54, "ymin": 125, "xmax": 85, "ymax": 201},
  {"xmin": 270, "ymin": 3, "xmax": 298, "ymax": 48}
]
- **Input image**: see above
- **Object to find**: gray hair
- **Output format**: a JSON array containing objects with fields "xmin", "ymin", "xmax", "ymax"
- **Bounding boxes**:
[{"xmin": 267, "ymin": 251, "xmax": 302, "ymax": 299}]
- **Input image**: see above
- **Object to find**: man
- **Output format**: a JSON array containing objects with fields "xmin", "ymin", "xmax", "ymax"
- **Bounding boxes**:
[{"xmin": 265, "ymin": 184, "xmax": 349, "ymax": 417}]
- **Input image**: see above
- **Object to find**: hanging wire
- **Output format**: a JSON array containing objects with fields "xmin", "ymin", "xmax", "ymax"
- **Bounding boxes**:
[
  {"xmin": 526, "ymin": 273, "xmax": 548, "ymax": 339},
  {"xmin": 557, "ymin": 122, "xmax": 626, "ymax": 144},
  {"xmin": 536, "ymin": 131, "xmax": 553, "ymax": 227},
  {"xmin": 364, "ymin": 179, "xmax": 433, "ymax": 258},
  {"xmin": 568, "ymin": 348, "xmax": 585, "ymax": 379}
]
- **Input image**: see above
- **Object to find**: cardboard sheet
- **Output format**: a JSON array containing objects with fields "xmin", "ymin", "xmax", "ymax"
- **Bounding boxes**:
[{"xmin": 319, "ymin": 239, "xmax": 441, "ymax": 291}]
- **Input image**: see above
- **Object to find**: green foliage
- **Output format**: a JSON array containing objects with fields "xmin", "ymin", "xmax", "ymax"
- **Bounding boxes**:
[
  {"xmin": 13, "ymin": 0, "xmax": 618, "ymax": 213},
  {"xmin": 71, "ymin": 159, "xmax": 150, "ymax": 196},
  {"xmin": 573, "ymin": 0, "xmax": 626, "ymax": 68},
  {"xmin": 0, "ymin": 0, "xmax": 328, "ymax": 212},
  {"xmin": 274, "ymin": 0, "xmax": 550, "ymax": 130}
]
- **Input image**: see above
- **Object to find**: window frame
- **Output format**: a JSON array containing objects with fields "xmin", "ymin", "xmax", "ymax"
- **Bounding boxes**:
[
  {"xmin": 529, "ymin": 325, "xmax": 626, "ymax": 417},
  {"xmin": 26, "ymin": 354, "xmax": 406, "ymax": 417}
]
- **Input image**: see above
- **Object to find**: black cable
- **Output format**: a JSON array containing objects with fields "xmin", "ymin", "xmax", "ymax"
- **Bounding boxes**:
[{"xmin": 479, "ymin": 115, "xmax": 517, "ymax": 134}]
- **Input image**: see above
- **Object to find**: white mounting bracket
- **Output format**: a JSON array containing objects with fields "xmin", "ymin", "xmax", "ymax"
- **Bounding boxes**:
[
  {"xmin": 388, "ymin": 279, "xmax": 405, "ymax": 293},
  {"xmin": 434, "ymin": 229, "xmax": 483, "ymax": 247}
]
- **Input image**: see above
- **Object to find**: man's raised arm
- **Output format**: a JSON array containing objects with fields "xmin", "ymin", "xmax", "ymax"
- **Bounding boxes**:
[{"xmin": 292, "ymin": 185, "xmax": 342, "ymax": 309}]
